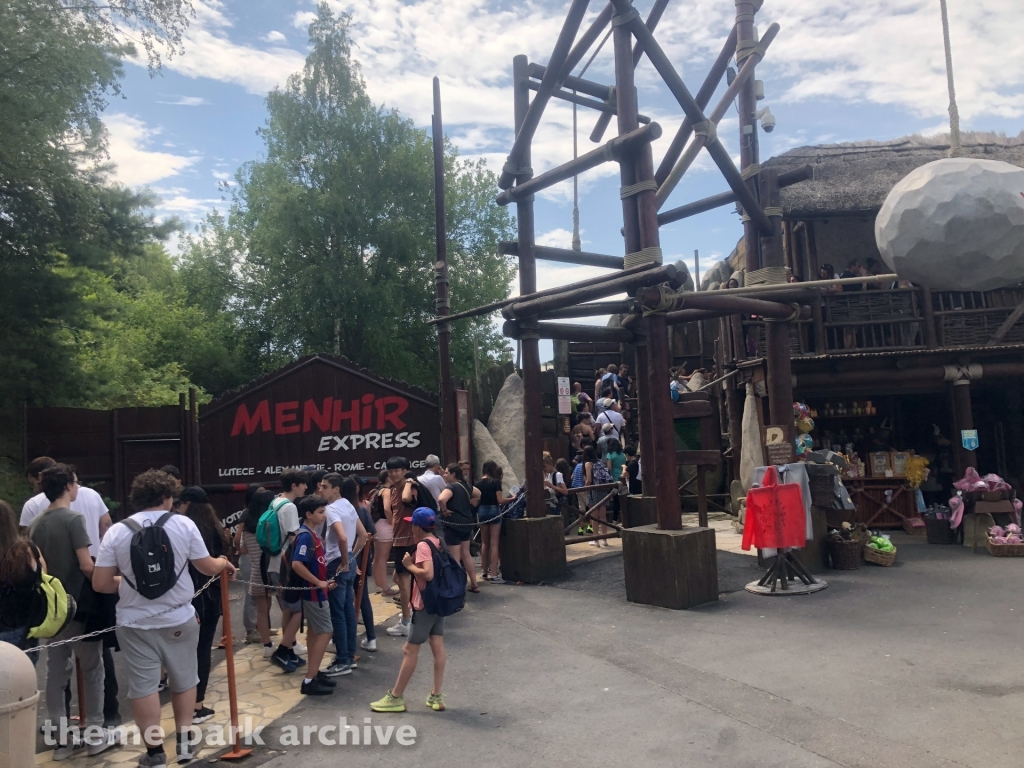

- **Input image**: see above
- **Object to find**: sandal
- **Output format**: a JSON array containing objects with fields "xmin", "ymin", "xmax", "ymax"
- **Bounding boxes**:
[
  {"xmin": 380, "ymin": 587, "xmax": 400, "ymax": 597},
  {"xmin": 468, "ymin": 586, "xmax": 481, "ymax": 593}
]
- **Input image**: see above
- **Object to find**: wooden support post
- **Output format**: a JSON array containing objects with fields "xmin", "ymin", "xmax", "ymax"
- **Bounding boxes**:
[
  {"xmin": 633, "ymin": 334, "xmax": 656, "ymax": 497},
  {"xmin": 433, "ymin": 77, "xmax": 458, "ymax": 465},
  {"xmin": 696, "ymin": 466, "xmax": 709, "ymax": 528},
  {"xmin": 812, "ymin": 290, "xmax": 827, "ymax": 353},
  {"xmin": 725, "ymin": 374, "xmax": 743, "ymax": 478},
  {"xmin": 759, "ymin": 169, "xmax": 795, "ymax": 426},
  {"xmin": 951, "ymin": 379, "xmax": 978, "ymax": 472},
  {"xmin": 736, "ymin": 0, "xmax": 762, "ymax": 272},
  {"xmin": 922, "ymin": 286, "xmax": 939, "ymax": 348},
  {"xmin": 512, "ymin": 55, "xmax": 547, "ymax": 520}
]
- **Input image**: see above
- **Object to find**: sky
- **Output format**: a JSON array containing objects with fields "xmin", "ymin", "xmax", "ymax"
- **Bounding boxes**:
[{"xmin": 106, "ymin": 0, "xmax": 1024, "ymax": 358}]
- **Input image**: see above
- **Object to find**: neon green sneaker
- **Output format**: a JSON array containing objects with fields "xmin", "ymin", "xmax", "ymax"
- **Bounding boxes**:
[
  {"xmin": 370, "ymin": 691, "xmax": 406, "ymax": 713},
  {"xmin": 426, "ymin": 692, "xmax": 445, "ymax": 711},
  {"xmin": 585, "ymin": 524, "xmax": 594, "ymax": 534}
]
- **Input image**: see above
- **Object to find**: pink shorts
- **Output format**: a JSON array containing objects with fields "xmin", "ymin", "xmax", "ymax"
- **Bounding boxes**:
[{"xmin": 375, "ymin": 519, "xmax": 394, "ymax": 543}]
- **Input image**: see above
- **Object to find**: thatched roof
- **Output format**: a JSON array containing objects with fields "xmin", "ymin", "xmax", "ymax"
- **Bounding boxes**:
[{"xmin": 763, "ymin": 131, "xmax": 1024, "ymax": 219}]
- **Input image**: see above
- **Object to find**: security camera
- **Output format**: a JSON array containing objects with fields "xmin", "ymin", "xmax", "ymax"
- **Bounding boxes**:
[{"xmin": 756, "ymin": 106, "xmax": 776, "ymax": 133}]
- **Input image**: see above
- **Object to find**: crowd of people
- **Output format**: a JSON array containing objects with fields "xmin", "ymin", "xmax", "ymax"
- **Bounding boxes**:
[{"xmin": 0, "ymin": 451, "xmax": 510, "ymax": 764}]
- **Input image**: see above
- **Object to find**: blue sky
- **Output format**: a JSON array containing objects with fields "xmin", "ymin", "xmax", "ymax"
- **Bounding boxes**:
[{"xmin": 106, "ymin": 0, "xmax": 1024, "ymax": 356}]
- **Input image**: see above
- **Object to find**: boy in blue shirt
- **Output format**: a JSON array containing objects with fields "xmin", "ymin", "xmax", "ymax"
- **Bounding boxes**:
[{"xmin": 289, "ymin": 496, "xmax": 337, "ymax": 696}]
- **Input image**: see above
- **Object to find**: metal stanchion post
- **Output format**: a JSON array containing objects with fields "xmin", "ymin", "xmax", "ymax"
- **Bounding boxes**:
[{"xmin": 218, "ymin": 571, "xmax": 252, "ymax": 760}]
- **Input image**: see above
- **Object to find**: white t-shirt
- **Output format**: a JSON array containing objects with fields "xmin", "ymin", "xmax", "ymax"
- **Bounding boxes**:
[
  {"xmin": 324, "ymin": 499, "xmax": 359, "ymax": 562},
  {"xmin": 417, "ymin": 470, "xmax": 447, "ymax": 503},
  {"xmin": 21, "ymin": 487, "xmax": 109, "ymax": 558},
  {"xmin": 596, "ymin": 409, "xmax": 625, "ymax": 440},
  {"xmin": 268, "ymin": 497, "xmax": 301, "ymax": 573},
  {"xmin": 544, "ymin": 472, "xmax": 564, "ymax": 507},
  {"xmin": 96, "ymin": 509, "xmax": 210, "ymax": 629}
]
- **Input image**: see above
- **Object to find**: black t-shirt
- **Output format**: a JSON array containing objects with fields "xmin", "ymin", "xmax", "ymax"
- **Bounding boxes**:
[
  {"xmin": 444, "ymin": 483, "xmax": 475, "ymax": 526},
  {"xmin": 839, "ymin": 270, "xmax": 863, "ymax": 291},
  {"xmin": 475, "ymin": 478, "xmax": 503, "ymax": 506},
  {"xmin": 626, "ymin": 460, "xmax": 642, "ymax": 495}
]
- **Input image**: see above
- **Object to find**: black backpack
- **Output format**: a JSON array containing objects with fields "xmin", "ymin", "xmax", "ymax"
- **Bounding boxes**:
[{"xmin": 121, "ymin": 513, "xmax": 188, "ymax": 600}]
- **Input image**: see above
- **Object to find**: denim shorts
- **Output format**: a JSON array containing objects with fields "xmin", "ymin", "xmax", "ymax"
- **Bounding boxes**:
[{"xmin": 477, "ymin": 504, "xmax": 502, "ymax": 526}]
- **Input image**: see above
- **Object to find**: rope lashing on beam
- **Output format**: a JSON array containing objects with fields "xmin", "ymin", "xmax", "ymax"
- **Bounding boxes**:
[
  {"xmin": 763, "ymin": 303, "xmax": 803, "ymax": 323},
  {"xmin": 619, "ymin": 179, "xmax": 658, "ymax": 199},
  {"xmin": 612, "ymin": 8, "xmax": 640, "ymax": 26},
  {"xmin": 435, "ymin": 322, "xmax": 452, "ymax": 334},
  {"xmin": 734, "ymin": 13, "xmax": 756, "ymax": 23},
  {"xmin": 502, "ymin": 161, "xmax": 533, "ymax": 177},
  {"xmin": 735, "ymin": 38, "xmax": 767, "ymax": 64},
  {"xmin": 692, "ymin": 120, "xmax": 718, "ymax": 146},
  {"xmin": 624, "ymin": 247, "xmax": 663, "ymax": 270},
  {"xmin": 641, "ymin": 284, "xmax": 679, "ymax": 316},
  {"xmin": 745, "ymin": 266, "xmax": 789, "ymax": 286},
  {"xmin": 763, "ymin": 206, "xmax": 783, "ymax": 217},
  {"xmin": 517, "ymin": 329, "xmax": 541, "ymax": 340},
  {"xmin": 741, "ymin": 163, "xmax": 761, "ymax": 180},
  {"xmin": 434, "ymin": 296, "xmax": 450, "ymax": 309}
]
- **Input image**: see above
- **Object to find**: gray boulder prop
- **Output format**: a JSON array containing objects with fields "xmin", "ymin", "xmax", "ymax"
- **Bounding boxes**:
[
  {"xmin": 472, "ymin": 418, "xmax": 520, "ymax": 493},
  {"xmin": 487, "ymin": 373, "xmax": 526, "ymax": 482},
  {"xmin": 875, "ymin": 158, "xmax": 1024, "ymax": 290}
]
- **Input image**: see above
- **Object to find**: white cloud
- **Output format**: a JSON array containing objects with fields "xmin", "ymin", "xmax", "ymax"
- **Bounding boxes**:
[
  {"xmin": 103, "ymin": 114, "xmax": 198, "ymax": 186},
  {"xmin": 157, "ymin": 95, "xmax": 209, "ymax": 106},
  {"xmin": 292, "ymin": 11, "xmax": 317, "ymax": 29},
  {"xmin": 263, "ymin": 30, "xmax": 287, "ymax": 43},
  {"xmin": 146, "ymin": 1, "xmax": 305, "ymax": 95},
  {"xmin": 212, "ymin": 170, "xmax": 233, "ymax": 181}
]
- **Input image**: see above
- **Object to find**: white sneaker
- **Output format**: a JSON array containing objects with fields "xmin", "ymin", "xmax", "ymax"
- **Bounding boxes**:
[
  {"xmin": 262, "ymin": 645, "xmax": 274, "ymax": 658},
  {"xmin": 52, "ymin": 741, "xmax": 81, "ymax": 761},
  {"xmin": 386, "ymin": 620, "xmax": 410, "ymax": 637},
  {"xmin": 490, "ymin": 575, "xmax": 505, "ymax": 584},
  {"xmin": 361, "ymin": 637, "xmax": 377, "ymax": 652},
  {"xmin": 86, "ymin": 727, "xmax": 121, "ymax": 757},
  {"xmin": 291, "ymin": 641, "xmax": 307, "ymax": 656}
]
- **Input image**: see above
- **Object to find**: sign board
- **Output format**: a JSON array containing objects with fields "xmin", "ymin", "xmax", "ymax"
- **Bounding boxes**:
[
  {"xmin": 199, "ymin": 355, "xmax": 440, "ymax": 484},
  {"xmin": 763, "ymin": 425, "xmax": 794, "ymax": 466},
  {"xmin": 961, "ymin": 429, "xmax": 979, "ymax": 451},
  {"xmin": 557, "ymin": 376, "xmax": 572, "ymax": 415}
]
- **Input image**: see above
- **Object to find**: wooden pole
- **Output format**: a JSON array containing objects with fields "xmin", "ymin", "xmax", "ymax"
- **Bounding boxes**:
[
  {"xmin": 759, "ymin": 169, "xmax": 795, "ymax": 427},
  {"xmin": 633, "ymin": 335, "xmax": 656, "ymax": 498},
  {"xmin": 500, "ymin": 242, "xmax": 625, "ymax": 270},
  {"xmin": 428, "ymin": 259, "xmax": 659, "ymax": 325},
  {"xmin": 613, "ymin": 9, "xmax": 681, "ymax": 531},
  {"xmin": 512, "ymin": 54, "xmax": 547, "ymax": 520},
  {"xmin": 736, "ymin": 0, "xmax": 762, "ymax": 272},
  {"xmin": 654, "ymin": 26, "xmax": 738, "ymax": 185},
  {"xmin": 503, "ymin": 320, "xmax": 634, "ymax": 343},
  {"xmin": 610, "ymin": 0, "xmax": 771, "ymax": 234},
  {"xmin": 498, "ymin": 0, "xmax": 592, "ymax": 190},
  {"xmin": 658, "ymin": 165, "xmax": 812, "ymax": 226},
  {"xmin": 590, "ymin": 0, "xmax": 673, "ymax": 143},
  {"xmin": 951, "ymin": 380, "xmax": 978, "ymax": 471},
  {"xmin": 219, "ymin": 571, "xmax": 252, "ymax": 760},
  {"xmin": 433, "ymin": 77, "xmax": 458, "ymax": 465}
]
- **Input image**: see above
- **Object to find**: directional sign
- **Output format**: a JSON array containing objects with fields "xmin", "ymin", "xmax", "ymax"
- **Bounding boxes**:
[{"xmin": 557, "ymin": 376, "xmax": 571, "ymax": 415}]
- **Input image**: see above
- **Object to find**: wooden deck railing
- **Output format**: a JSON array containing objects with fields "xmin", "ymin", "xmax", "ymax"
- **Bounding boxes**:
[{"xmin": 739, "ymin": 285, "xmax": 1024, "ymax": 358}]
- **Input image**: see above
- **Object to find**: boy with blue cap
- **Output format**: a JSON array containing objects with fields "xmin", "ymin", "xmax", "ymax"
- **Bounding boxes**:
[{"xmin": 370, "ymin": 507, "xmax": 447, "ymax": 713}]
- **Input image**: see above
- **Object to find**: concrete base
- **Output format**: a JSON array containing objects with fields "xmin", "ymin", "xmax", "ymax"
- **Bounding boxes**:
[
  {"xmin": 621, "ymin": 495, "xmax": 658, "ymax": 529},
  {"xmin": 622, "ymin": 525, "xmax": 719, "ymax": 609},
  {"xmin": 500, "ymin": 515, "xmax": 567, "ymax": 583}
]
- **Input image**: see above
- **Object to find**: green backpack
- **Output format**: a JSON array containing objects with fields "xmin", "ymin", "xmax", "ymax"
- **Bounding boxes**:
[
  {"xmin": 255, "ymin": 497, "xmax": 289, "ymax": 556},
  {"xmin": 28, "ymin": 572, "xmax": 76, "ymax": 640}
]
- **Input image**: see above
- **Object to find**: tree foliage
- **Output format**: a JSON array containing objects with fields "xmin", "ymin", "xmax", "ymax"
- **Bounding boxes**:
[{"xmin": 189, "ymin": 3, "xmax": 516, "ymax": 391}]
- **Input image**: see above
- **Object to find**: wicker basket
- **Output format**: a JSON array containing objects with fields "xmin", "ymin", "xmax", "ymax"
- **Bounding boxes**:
[
  {"xmin": 925, "ymin": 516, "xmax": 956, "ymax": 545},
  {"xmin": 863, "ymin": 545, "xmax": 897, "ymax": 566},
  {"xmin": 808, "ymin": 474, "xmax": 836, "ymax": 507},
  {"xmin": 828, "ymin": 539, "xmax": 862, "ymax": 570},
  {"xmin": 903, "ymin": 517, "xmax": 926, "ymax": 535},
  {"xmin": 986, "ymin": 537, "xmax": 1024, "ymax": 557}
]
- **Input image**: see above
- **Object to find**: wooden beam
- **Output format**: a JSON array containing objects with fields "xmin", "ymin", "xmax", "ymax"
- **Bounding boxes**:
[
  {"xmin": 499, "ymin": 241, "xmax": 624, "ymax": 270},
  {"xmin": 537, "ymin": 301, "xmax": 633, "ymax": 320},
  {"xmin": 497, "ymin": 0, "xmax": 592, "ymax": 191},
  {"xmin": 502, "ymin": 320, "xmax": 634, "ymax": 343},
  {"xmin": 496, "ymin": 122, "xmax": 662, "ymax": 205},
  {"xmin": 610, "ymin": 0, "xmax": 772, "ymax": 233},
  {"xmin": 506, "ymin": 262, "xmax": 686, "ymax": 319},
  {"xmin": 658, "ymin": 165, "xmax": 813, "ymax": 226}
]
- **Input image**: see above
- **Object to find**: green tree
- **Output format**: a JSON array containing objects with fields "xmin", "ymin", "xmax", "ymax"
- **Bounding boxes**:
[
  {"xmin": 220, "ymin": 3, "xmax": 515, "ymax": 390},
  {"xmin": 0, "ymin": 0, "xmax": 193, "ymax": 405}
]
